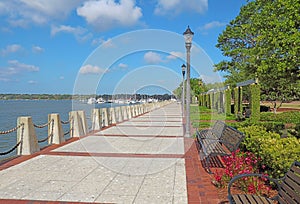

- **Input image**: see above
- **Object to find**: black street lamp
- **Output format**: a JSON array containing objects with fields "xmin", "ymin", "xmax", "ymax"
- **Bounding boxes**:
[
  {"xmin": 181, "ymin": 64, "xmax": 186, "ymax": 117},
  {"xmin": 183, "ymin": 26, "xmax": 194, "ymax": 137}
]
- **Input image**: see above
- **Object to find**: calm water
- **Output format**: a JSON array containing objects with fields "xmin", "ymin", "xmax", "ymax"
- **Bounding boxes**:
[{"xmin": 0, "ymin": 100, "xmax": 124, "ymax": 160}]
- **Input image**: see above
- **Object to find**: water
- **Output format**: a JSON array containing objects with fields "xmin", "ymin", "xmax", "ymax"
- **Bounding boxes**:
[{"xmin": 0, "ymin": 100, "xmax": 126, "ymax": 161}]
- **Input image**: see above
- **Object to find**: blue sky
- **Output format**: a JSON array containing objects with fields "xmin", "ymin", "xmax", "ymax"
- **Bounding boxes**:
[{"xmin": 0, "ymin": 0, "xmax": 247, "ymax": 95}]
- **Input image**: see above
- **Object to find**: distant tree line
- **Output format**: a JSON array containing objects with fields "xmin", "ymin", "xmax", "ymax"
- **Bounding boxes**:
[
  {"xmin": 0, "ymin": 93, "xmax": 175, "ymax": 101},
  {"xmin": 0, "ymin": 94, "xmax": 73, "ymax": 100}
]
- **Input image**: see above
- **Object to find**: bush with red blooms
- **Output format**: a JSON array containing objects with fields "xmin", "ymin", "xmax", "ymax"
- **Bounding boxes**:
[{"xmin": 212, "ymin": 149, "xmax": 271, "ymax": 196}]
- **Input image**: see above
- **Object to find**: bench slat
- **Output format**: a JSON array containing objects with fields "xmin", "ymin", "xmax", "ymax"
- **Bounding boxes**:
[
  {"xmin": 278, "ymin": 171, "xmax": 300, "ymax": 204},
  {"xmin": 196, "ymin": 121, "xmax": 245, "ymax": 173},
  {"xmin": 291, "ymin": 164, "xmax": 300, "ymax": 174},
  {"xmin": 232, "ymin": 194, "xmax": 273, "ymax": 204},
  {"xmin": 285, "ymin": 171, "xmax": 300, "ymax": 192},
  {"xmin": 229, "ymin": 162, "xmax": 300, "ymax": 204},
  {"xmin": 278, "ymin": 186, "xmax": 298, "ymax": 204}
]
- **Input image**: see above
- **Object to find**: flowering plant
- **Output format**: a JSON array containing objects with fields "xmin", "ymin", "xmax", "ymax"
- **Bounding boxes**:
[{"xmin": 212, "ymin": 149, "xmax": 271, "ymax": 196}]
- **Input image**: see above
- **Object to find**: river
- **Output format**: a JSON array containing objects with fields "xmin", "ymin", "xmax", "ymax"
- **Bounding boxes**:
[{"xmin": 0, "ymin": 100, "xmax": 126, "ymax": 161}]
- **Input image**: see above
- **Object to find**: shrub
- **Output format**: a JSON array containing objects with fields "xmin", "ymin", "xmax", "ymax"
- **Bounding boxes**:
[
  {"xmin": 231, "ymin": 121, "xmax": 284, "ymax": 135},
  {"xmin": 260, "ymin": 111, "xmax": 300, "ymax": 124},
  {"xmin": 238, "ymin": 125, "xmax": 300, "ymax": 178}
]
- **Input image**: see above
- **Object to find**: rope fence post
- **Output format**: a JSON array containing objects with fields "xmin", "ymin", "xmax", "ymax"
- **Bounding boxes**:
[
  {"xmin": 48, "ymin": 113, "xmax": 64, "ymax": 144},
  {"xmin": 77, "ymin": 110, "xmax": 88, "ymax": 135},
  {"xmin": 69, "ymin": 111, "xmax": 84, "ymax": 137},
  {"xmin": 102, "ymin": 108, "xmax": 109, "ymax": 127},
  {"xmin": 17, "ymin": 116, "xmax": 40, "ymax": 155},
  {"xmin": 109, "ymin": 107, "xmax": 116, "ymax": 124},
  {"xmin": 91, "ymin": 109, "xmax": 102, "ymax": 130},
  {"xmin": 127, "ymin": 106, "xmax": 132, "ymax": 119},
  {"xmin": 121, "ymin": 106, "xmax": 128, "ymax": 120}
]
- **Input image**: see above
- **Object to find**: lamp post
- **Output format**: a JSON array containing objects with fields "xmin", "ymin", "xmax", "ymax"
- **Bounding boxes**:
[
  {"xmin": 181, "ymin": 64, "xmax": 186, "ymax": 117},
  {"xmin": 183, "ymin": 26, "xmax": 194, "ymax": 137}
]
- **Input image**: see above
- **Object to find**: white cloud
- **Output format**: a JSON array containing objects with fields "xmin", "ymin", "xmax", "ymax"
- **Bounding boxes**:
[
  {"xmin": 200, "ymin": 21, "xmax": 226, "ymax": 30},
  {"xmin": 32, "ymin": 45, "xmax": 44, "ymax": 53},
  {"xmin": 8, "ymin": 60, "xmax": 39, "ymax": 72},
  {"xmin": 1, "ymin": 44, "xmax": 23, "ymax": 56},
  {"xmin": 59, "ymin": 76, "xmax": 64, "ymax": 80},
  {"xmin": 118, "ymin": 63, "xmax": 128, "ymax": 69},
  {"xmin": 0, "ymin": 0, "xmax": 83, "ymax": 27},
  {"xmin": 28, "ymin": 80, "xmax": 37, "ymax": 84},
  {"xmin": 77, "ymin": 0, "xmax": 142, "ymax": 31},
  {"xmin": 0, "ymin": 60, "xmax": 39, "ymax": 81},
  {"xmin": 91, "ymin": 37, "xmax": 103, "ymax": 46},
  {"xmin": 144, "ymin": 51, "xmax": 164, "ymax": 64},
  {"xmin": 51, "ymin": 25, "xmax": 92, "ymax": 42},
  {"xmin": 92, "ymin": 37, "xmax": 115, "ymax": 48},
  {"xmin": 155, "ymin": 0, "xmax": 207, "ymax": 16},
  {"xmin": 79, "ymin": 64, "xmax": 107, "ymax": 74},
  {"xmin": 51, "ymin": 25, "xmax": 85, "ymax": 36},
  {"xmin": 167, "ymin": 51, "xmax": 184, "ymax": 60}
]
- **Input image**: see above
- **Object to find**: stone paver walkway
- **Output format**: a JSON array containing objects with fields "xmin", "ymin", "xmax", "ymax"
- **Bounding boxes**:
[{"xmin": 0, "ymin": 102, "xmax": 221, "ymax": 203}]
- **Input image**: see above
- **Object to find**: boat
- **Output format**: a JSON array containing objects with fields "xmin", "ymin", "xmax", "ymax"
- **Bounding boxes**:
[{"xmin": 87, "ymin": 98, "xmax": 96, "ymax": 104}]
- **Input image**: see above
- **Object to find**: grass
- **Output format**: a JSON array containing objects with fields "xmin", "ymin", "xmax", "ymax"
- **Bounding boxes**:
[
  {"xmin": 189, "ymin": 105, "xmax": 236, "ymax": 130},
  {"xmin": 261, "ymin": 101, "xmax": 300, "ymax": 109}
]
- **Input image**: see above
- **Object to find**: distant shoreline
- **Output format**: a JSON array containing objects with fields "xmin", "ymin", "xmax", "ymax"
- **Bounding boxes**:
[{"xmin": 0, "ymin": 93, "xmax": 174, "ymax": 101}]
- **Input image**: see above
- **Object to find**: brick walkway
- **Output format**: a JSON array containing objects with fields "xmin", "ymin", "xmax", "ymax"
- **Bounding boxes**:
[{"xmin": 0, "ymin": 103, "xmax": 222, "ymax": 204}]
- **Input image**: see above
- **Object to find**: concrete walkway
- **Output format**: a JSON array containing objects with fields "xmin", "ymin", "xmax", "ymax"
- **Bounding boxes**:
[{"xmin": 0, "ymin": 103, "xmax": 220, "ymax": 204}]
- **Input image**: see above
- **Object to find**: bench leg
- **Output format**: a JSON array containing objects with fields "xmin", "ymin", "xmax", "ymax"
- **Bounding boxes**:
[
  {"xmin": 205, "ymin": 156, "xmax": 213, "ymax": 174},
  {"xmin": 199, "ymin": 149, "xmax": 213, "ymax": 174}
]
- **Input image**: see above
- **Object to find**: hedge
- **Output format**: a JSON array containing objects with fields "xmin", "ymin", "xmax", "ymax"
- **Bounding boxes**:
[{"xmin": 238, "ymin": 125, "xmax": 300, "ymax": 178}]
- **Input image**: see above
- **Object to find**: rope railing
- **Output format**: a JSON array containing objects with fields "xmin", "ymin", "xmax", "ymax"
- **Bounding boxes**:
[
  {"xmin": 37, "ymin": 119, "xmax": 54, "ymax": 143},
  {"xmin": 63, "ymin": 129, "xmax": 71, "ymax": 136},
  {"xmin": 63, "ymin": 117, "xmax": 73, "ymax": 137},
  {"xmin": 0, "ymin": 123, "xmax": 24, "ymax": 135},
  {"xmin": 0, "ymin": 123, "xmax": 24, "ymax": 156},
  {"xmin": 33, "ymin": 119, "xmax": 53, "ymax": 128},
  {"xmin": 61, "ymin": 118, "xmax": 71, "ymax": 125}
]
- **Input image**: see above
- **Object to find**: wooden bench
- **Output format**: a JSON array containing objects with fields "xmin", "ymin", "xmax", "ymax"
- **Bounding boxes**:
[
  {"xmin": 228, "ymin": 161, "xmax": 300, "ymax": 204},
  {"xmin": 196, "ymin": 122, "xmax": 245, "ymax": 173}
]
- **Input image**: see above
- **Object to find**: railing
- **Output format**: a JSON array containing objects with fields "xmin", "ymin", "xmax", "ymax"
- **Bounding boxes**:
[
  {"xmin": 0, "ymin": 123, "xmax": 24, "ymax": 156},
  {"xmin": 0, "ymin": 101, "xmax": 173, "ymax": 158},
  {"xmin": 35, "ymin": 119, "xmax": 54, "ymax": 143}
]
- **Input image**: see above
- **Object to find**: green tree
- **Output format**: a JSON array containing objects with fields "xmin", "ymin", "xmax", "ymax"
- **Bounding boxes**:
[
  {"xmin": 173, "ymin": 78, "xmax": 206, "ymax": 101},
  {"xmin": 215, "ymin": 0, "xmax": 300, "ymax": 110}
]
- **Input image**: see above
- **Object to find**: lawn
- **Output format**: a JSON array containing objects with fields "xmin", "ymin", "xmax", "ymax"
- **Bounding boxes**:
[{"xmin": 189, "ymin": 104, "xmax": 236, "ymax": 130}]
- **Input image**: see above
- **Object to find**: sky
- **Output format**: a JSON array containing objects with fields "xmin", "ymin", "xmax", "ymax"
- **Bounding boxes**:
[{"xmin": 0, "ymin": 0, "xmax": 247, "ymax": 95}]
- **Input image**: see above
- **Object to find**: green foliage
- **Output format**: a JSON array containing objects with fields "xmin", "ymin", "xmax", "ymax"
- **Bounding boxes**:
[
  {"xmin": 173, "ymin": 78, "xmax": 206, "ymax": 102},
  {"xmin": 231, "ymin": 121, "xmax": 284, "ymax": 135},
  {"xmin": 238, "ymin": 125, "xmax": 300, "ymax": 178},
  {"xmin": 234, "ymin": 87, "xmax": 240, "ymax": 116},
  {"xmin": 215, "ymin": 0, "xmax": 300, "ymax": 102},
  {"xmin": 260, "ymin": 111, "xmax": 300, "ymax": 124},
  {"xmin": 289, "ymin": 123, "xmax": 300, "ymax": 138},
  {"xmin": 225, "ymin": 89, "xmax": 232, "ymax": 115},
  {"xmin": 250, "ymin": 84, "xmax": 260, "ymax": 122}
]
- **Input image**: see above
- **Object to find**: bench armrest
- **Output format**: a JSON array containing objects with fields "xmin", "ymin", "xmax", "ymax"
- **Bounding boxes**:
[{"xmin": 227, "ymin": 173, "xmax": 280, "ymax": 203}]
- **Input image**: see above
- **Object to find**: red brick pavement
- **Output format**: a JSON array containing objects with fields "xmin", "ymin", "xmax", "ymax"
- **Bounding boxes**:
[{"xmin": 184, "ymin": 138, "xmax": 224, "ymax": 204}]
